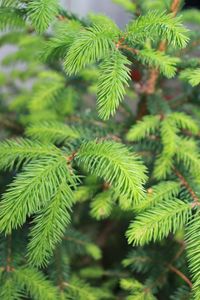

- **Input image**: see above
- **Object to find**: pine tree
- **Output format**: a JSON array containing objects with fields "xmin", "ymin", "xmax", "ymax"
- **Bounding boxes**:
[{"xmin": 0, "ymin": 0, "xmax": 200, "ymax": 299}]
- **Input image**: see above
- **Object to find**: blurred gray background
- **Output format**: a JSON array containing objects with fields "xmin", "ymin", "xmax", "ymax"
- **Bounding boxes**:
[{"xmin": 61, "ymin": 0, "xmax": 130, "ymax": 27}]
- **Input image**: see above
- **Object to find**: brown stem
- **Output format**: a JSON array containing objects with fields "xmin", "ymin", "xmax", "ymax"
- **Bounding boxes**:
[
  {"xmin": 102, "ymin": 182, "xmax": 111, "ymax": 190},
  {"xmin": 116, "ymin": 37, "xmax": 125, "ymax": 49},
  {"xmin": 144, "ymin": 248, "xmax": 192, "ymax": 293},
  {"xmin": 174, "ymin": 168, "xmax": 200, "ymax": 206},
  {"xmin": 67, "ymin": 151, "xmax": 77, "ymax": 163},
  {"xmin": 63, "ymin": 235, "xmax": 86, "ymax": 246},
  {"xmin": 57, "ymin": 15, "xmax": 67, "ymax": 21},
  {"xmin": 144, "ymin": 239, "xmax": 190, "ymax": 293},
  {"xmin": 116, "ymin": 1, "xmax": 180, "ymax": 116},
  {"xmin": 142, "ymin": 69, "xmax": 160, "ymax": 95},
  {"xmin": 168, "ymin": 264, "xmax": 193, "ymax": 288},
  {"xmin": 118, "ymin": 45, "xmax": 139, "ymax": 55},
  {"xmin": 141, "ymin": 0, "xmax": 181, "ymax": 95},
  {"xmin": 170, "ymin": 0, "xmax": 181, "ymax": 16}
]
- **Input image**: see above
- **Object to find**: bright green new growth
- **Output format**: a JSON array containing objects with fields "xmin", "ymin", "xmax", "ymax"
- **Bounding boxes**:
[
  {"xmin": 0, "ymin": 7, "xmax": 25, "ymax": 31},
  {"xmin": 127, "ymin": 112, "xmax": 199, "ymax": 142},
  {"xmin": 0, "ymin": 156, "xmax": 73, "ymax": 234},
  {"xmin": 127, "ymin": 11, "xmax": 189, "ymax": 48},
  {"xmin": 0, "ymin": 138, "xmax": 60, "ymax": 170},
  {"xmin": 180, "ymin": 68, "xmax": 200, "ymax": 86},
  {"xmin": 27, "ymin": 180, "xmax": 75, "ymax": 267},
  {"xmin": 186, "ymin": 214, "xmax": 200, "ymax": 300},
  {"xmin": 0, "ymin": 0, "xmax": 19, "ymax": 6},
  {"xmin": 14, "ymin": 267, "xmax": 59, "ymax": 300},
  {"xmin": 137, "ymin": 49, "xmax": 180, "ymax": 78},
  {"xmin": 0, "ymin": 137, "xmax": 147, "ymax": 267},
  {"xmin": 90, "ymin": 190, "xmax": 114, "ymax": 220},
  {"xmin": 175, "ymin": 138, "xmax": 200, "ymax": 179},
  {"xmin": 120, "ymin": 278, "xmax": 156, "ymax": 300},
  {"xmin": 126, "ymin": 115, "xmax": 161, "ymax": 141},
  {"xmin": 127, "ymin": 199, "xmax": 192, "ymax": 246},
  {"xmin": 0, "ymin": 267, "xmax": 60, "ymax": 300},
  {"xmin": 76, "ymin": 140, "xmax": 147, "ymax": 203},
  {"xmin": 160, "ymin": 118, "xmax": 179, "ymax": 157},
  {"xmin": 41, "ymin": 20, "xmax": 82, "ymax": 62},
  {"xmin": 26, "ymin": 122, "xmax": 80, "ymax": 143},
  {"xmin": 63, "ymin": 10, "xmax": 188, "ymax": 120},
  {"xmin": 97, "ymin": 50, "xmax": 131, "ymax": 119},
  {"xmin": 134, "ymin": 181, "xmax": 181, "ymax": 212},
  {"xmin": 127, "ymin": 112, "xmax": 200, "ymax": 180},
  {"xmin": 167, "ymin": 112, "xmax": 199, "ymax": 134},
  {"xmin": 27, "ymin": 0, "xmax": 59, "ymax": 33},
  {"xmin": 64, "ymin": 24, "xmax": 117, "ymax": 75},
  {"xmin": 0, "ymin": 278, "xmax": 23, "ymax": 300}
]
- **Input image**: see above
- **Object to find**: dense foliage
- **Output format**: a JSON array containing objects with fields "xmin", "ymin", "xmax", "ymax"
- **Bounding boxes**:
[{"xmin": 0, "ymin": 0, "xmax": 200, "ymax": 299}]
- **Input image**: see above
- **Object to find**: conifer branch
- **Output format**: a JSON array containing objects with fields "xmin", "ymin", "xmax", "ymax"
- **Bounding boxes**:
[
  {"xmin": 127, "ymin": 199, "xmax": 192, "ymax": 245},
  {"xmin": 0, "ymin": 155, "xmax": 74, "ymax": 233},
  {"xmin": 27, "ymin": 0, "xmax": 59, "ymax": 33},
  {"xmin": 97, "ymin": 50, "xmax": 131, "ymax": 119},
  {"xmin": 76, "ymin": 140, "xmax": 147, "ymax": 203},
  {"xmin": 27, "ymin": 180, "xmax": 76, "ymax": 267},
  {"xmin": 14, "ymin": 267, "xmax": 59, "ymax": 300},
  {"xmin": 0, "ymin": 2, "xmax": 199, "ymax": 298},
  {"xmin": 185, "ymin": 214, "xmax": 200, "ymax": 299}
]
